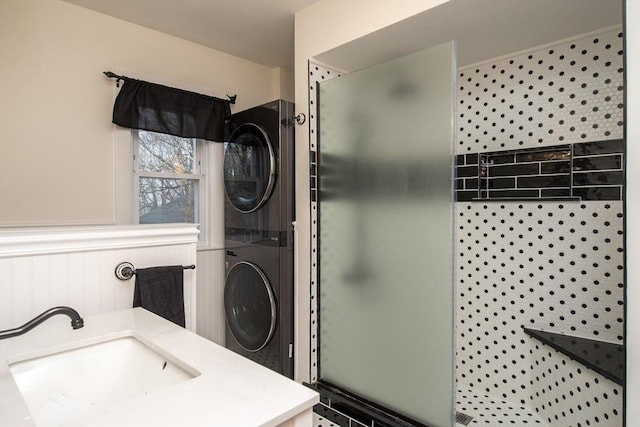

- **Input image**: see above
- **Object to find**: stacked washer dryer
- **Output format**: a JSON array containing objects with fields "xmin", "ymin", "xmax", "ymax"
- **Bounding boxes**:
[{"xmin": 223, "ymin": 100, "xmax": 295, "ymax": 379}]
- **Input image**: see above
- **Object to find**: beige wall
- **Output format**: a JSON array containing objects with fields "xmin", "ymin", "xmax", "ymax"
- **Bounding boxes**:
[
  {"xmin": 0, "ymin": 0, "xmax": 279, "ymax": 226},
  {"xmin": 274, "ymin": 67, "xmax": 295, "ymax": 102},
  {"xmin": 293, "ymin": 0, "xmax": 449, "ymax": 383}
]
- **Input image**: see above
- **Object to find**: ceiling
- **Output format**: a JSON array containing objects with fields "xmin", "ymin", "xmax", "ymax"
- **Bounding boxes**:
[
  {"xmin": 63, "ymin": 0, "xmax": 316, "ymax": 69},
  {"xmin": 316, "ymin": 0, "xmax": 623, "ymax": 71},
  {"xmin": 63, "ymin": 0, "xmax": 622, "ymax": 71}
]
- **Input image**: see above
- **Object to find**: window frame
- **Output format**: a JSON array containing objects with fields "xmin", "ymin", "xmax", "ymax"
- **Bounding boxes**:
[{"xmin": 132, "ymin": 130, "xmax": 209, "ymax": 244}]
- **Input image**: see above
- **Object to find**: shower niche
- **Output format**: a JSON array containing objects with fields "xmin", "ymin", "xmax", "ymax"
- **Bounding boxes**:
[{"xmin": 455, "ymin": 140, "xmax": 625, "ymax": 203}]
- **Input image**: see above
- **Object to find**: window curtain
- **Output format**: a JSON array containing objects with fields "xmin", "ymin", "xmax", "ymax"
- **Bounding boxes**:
[{"xmin": 112, "ymin": 78, "xmax": 231, "ymax": 142}]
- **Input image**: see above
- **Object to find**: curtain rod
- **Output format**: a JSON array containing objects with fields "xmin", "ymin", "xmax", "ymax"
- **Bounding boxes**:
[{"xmin": 103, "ymin": 71, "xmax": 237, "ymax": 104}]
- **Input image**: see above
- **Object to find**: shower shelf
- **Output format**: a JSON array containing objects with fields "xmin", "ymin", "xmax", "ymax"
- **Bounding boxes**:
[{"xmin": 524, "ymin": 328, "xmax": 624, "ymax": 386}]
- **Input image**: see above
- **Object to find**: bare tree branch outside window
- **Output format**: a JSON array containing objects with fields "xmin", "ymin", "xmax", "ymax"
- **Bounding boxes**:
[{"xmin": 137, "ymin": 131, "xmax": 198, "ymax": 224}]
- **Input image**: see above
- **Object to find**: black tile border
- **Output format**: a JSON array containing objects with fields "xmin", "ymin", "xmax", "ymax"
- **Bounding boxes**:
[
  {"xmin": 572, "ymin": 155, "xmax": 622, "ymax": 171},
  {"xmin": 305, "ymin": 381, "xmax": 434, "ymax": 427},
  {"xmin": 455, "ymin": 165, "xmax": 479, "ymax": 178},
  {"xmin": 572, "ymin": 186, "xmax": 622, "ymax": 201},
  {"xmin": 518, "ymin": 174, "xmax": 571, "ymax": 188},
  {"xmin": 314, "ymin": 403, "xmax": 351, "ymax": 427},
  {"xmin": 573, "ymin": 171, "xmax": 624, "ymax": 186},
  {"xmin": 573, "ymin": 139, "xmax": 624, "ymax": 156},
  {"xmin": 455, "ymin": 139, "xmax": 625, "ymax": 202},
  {"xmin": 310, "ymin": 149, "xmax": 318, "ymax": 202},
  {"xmin": 541, "ymin": 160, "xmax": 572, "ymax": 174},
  {"xmin": 489, "ymin": 163, "xmax": 540, "ymax": 177}
]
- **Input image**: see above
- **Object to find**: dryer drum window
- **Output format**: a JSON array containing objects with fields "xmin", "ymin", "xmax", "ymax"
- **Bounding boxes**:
[
  {"xmin": 224, "ymin": 123, "xmax": 276, "ymax": 213},
  {"xmin": 224, "ymin": 261, "xmax": 277, "ymax": 352}
]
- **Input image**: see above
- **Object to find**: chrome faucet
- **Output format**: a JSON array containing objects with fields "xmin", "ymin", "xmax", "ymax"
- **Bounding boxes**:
[{"xmin": 0, "ymin": 306, "xmax": 84, "ymax": 340}]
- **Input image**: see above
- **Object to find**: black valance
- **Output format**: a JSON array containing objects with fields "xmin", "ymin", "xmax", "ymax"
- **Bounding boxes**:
[{"xmin": 110, "ymin": 75, "xmax": 231, "ymax": 142}]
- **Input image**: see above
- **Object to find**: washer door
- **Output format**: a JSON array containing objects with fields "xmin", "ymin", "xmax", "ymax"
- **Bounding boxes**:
[
  {"xmin": 224, "ymin": 123, "xmax": 276, "ymax": 213},
  {"xmin": 224, "ymin": 261, "xmax": 277, "ymax": 352}
]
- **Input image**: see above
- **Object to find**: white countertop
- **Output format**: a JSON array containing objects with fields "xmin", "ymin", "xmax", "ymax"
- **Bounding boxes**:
[{"xmin": 0, "ymin": 308, "xmax": 318, "ymax": 427}]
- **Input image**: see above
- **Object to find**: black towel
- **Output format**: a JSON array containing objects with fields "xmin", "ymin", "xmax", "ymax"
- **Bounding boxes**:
[{"xmin": 133, "ymin": 266, "xmax": 185, "ymax": 327}]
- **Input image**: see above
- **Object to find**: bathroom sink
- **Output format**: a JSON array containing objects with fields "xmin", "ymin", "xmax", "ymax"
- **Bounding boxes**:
[{"xmin": 8, "ymin": 334, "xmax": 198, "ymax": 426}]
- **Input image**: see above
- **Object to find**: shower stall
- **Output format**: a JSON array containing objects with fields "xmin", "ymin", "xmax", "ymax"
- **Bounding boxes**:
[{"xmin": 308, "ymin": 21, "xmax": 625, "ymax": 427}]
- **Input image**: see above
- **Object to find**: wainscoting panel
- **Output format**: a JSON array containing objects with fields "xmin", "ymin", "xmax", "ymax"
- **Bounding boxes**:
[{"xmin": 0, "ymin": 224, "xmax": 198, "ymax": 332}]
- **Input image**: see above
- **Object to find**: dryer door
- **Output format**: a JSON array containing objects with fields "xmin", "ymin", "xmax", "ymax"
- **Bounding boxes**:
[
  {"xmin": 224, "ymin": 123, "xmax": 276, "ymax": 213},
  {"xmin": 224, "ymin": 261, "xmax": 277, "ymax": 352}
]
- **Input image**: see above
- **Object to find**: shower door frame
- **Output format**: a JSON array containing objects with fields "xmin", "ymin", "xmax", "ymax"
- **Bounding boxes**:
[{"xmin": 307, "ymin": 41, "xmax": 457, "ymax": 427}]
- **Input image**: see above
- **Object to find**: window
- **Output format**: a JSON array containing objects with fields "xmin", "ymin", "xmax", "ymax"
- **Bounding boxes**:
[{"xmin": 133, "ymin": 130, "xmax": 207, "ymax": 237}]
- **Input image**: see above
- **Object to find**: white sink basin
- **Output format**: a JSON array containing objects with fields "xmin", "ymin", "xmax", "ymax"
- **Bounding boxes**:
[
  {"xmin": 1, "ymin": 309, "xmax": 318, "ymax": 427},
  {"xmin": 8, "ymin": 333, "xmax": 199, "ymax": 427}
]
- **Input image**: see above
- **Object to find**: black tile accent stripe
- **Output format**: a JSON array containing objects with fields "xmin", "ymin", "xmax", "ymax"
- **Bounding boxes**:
[
  {"xmin": 487, "ymin": 189, "xmax": 540, "ymax": 199},
  {"xmin": 465, "ymin": 153, "xmax": 479, "ymax": 165},
  {"xmin": 489, "ymin": 153, "xmax": 516, "ymax": 164},
  {"xmin": 518, "ymin": 175, "xmax": 571, "ymax": 188},
  {"xmin": 540, "ymin": 188, "xmax": 572, "ymax": 198},
  {"xmin": 456, "ymin": 165, "xmax": 479, "ymax": 178},
  {"xmin": 573, "ymin": 139, "xmax": 624, "ymax": 156},
  {"xmin": 487, "ymin": 177, "xmax": 516, "ymax": 189},
  {"xmin": 306, "ymin": 381, "xmax": 430, "ymax": 427},
  {"xmin": 572, "ymin": 186, "xmax": 621, "ymax": 201},
  {"xmin": 464, "ymin": 178, "xmax": 479, "ymax": 189},
  {"xmin": 310, "ymin": 150, "xmax": 318, "ymax": 202},
  {"xmin": 541, "ymin": 161, "xmax": 571, "ymax": 174},
  {"xmin": 573, "ymin": 171, "xmax": 624, "ymax": 186},
  {"xmin": 456, "ymin": 153, "xmax": 480, "ymax": 166},
  {"xmin": 456, "ymin": 191, "xmax": 477, "ymax": 202},
  {"xmin": 573, "ymin": 155, "xmax": 622, "ymax": 171},
  {"xmin": 516, "ymin": 150, "xmax": 571, "ymax": 162},
  {"xmin": 455, "ymin": 140, "xmax": 624, "ymax": 201},
  {"xmin": 489, "ymin": 163, "xmax": 540, "ymax": 177},
  {"xmin": 320, "ymin": 393, "xmax": 331, "ymax": 406}
]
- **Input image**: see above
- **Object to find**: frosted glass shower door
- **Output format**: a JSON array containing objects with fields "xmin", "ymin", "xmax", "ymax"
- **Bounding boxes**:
[{"xmin": 318, "ymin": 41, "xmax": 455, "ymax": 426}]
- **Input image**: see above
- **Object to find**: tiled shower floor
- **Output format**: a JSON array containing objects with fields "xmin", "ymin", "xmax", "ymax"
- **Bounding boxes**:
[
  {"xmin": 455, "ymin": 390, "xmax": 548, "ymax": 426},
  {"xmin": 312, "ymin": 389, "xmax": 549, "ymax": 427}
]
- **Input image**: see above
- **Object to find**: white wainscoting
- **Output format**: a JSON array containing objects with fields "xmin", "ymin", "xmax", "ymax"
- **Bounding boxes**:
[{"xmin": 0, "ymin": 224, "xmax": 198, "ymax": 332}]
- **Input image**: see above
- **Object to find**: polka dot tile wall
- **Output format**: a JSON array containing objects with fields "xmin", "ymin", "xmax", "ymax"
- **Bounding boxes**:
[
  {"xmin": 309, "ymin": 63, "xmax": 342, "ymax": 152},
  {"xmin": 456, "ymin": 28, "xmax": 624, "ymax": 154},
  {"xmin": 529, "ymin": 340, "xmax": 622, "ymax": 426},
  {"xmin": 456, "ymin": 201, "xmax": 624, "ymax": 344},
  {"xmin": 454, "ymin": 27, "xmax": 624, "ymax": 426},
  {"xmin": 309, "ymin": 61, "xmax": 342, "ymax": 383},
  {"xmin": 313, "ymin": 412, "xmax": 339, "ymax": 427},
  {"xmin": 455, "ymin": 201, "xmax": 624, "ymax": 406}
]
